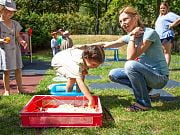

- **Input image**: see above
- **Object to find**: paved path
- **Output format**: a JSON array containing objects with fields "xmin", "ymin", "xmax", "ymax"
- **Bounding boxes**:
[
  {"xmin": 89, "ymin": 80, "xmax": 180, "ymax": 89},
  {"xmin": 22, "ymin": 60, "xmax": 51, "ymax": 75},
  {"xmin": 88, "ymin": 77, "xmax": 180, "ymax": 101},
  {"xmin": 0, "ymin": 60, "xmax": 51, "ymax": 95}
]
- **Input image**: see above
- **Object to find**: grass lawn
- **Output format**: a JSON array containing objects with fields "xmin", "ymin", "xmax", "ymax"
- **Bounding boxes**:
[{"xmin": 0, "ymin": 35, "xmax": 179, "ymax": 135}]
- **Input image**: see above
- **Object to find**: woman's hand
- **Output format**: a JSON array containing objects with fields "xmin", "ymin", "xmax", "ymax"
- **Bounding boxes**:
[{"xmin": 130, "ymin": 27, "xmax": 144, "ymax": 37}]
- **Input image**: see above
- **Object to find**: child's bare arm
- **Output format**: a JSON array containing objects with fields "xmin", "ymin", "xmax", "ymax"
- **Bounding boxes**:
[{"xmin": 76, "ymin": 78, "xmax": 95, "ymax": 108}]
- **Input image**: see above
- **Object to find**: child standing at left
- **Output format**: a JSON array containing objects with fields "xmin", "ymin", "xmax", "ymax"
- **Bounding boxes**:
[{"xmin": 0, "ymin": 0, "xmax": 27, "ymax": 96}]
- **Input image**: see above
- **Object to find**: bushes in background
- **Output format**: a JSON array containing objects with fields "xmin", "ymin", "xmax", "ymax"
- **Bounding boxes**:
[{"xmin": 15, "ymin": 13, "xmax": 95, "ymax": 50}]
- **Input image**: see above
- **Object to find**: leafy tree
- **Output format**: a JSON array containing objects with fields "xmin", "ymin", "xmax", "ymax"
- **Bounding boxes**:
[
  {"xmin": 13, "ymin": 0, "xmax": 180, "ymax": 51},
  {"xmin": 15, "ymin": 0, "xmax": 81, "ymax": 14}
]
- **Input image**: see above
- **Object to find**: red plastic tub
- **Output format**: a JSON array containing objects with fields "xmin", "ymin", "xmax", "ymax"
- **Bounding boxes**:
[{"xmin": 20, "ymin": 95, "xmax": 103, "ymax": 128}]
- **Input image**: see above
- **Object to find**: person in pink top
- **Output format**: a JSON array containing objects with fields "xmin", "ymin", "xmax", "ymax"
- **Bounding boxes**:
[{"xmin": 155, "ymin": 2, "xmax": 180, "ymax": 65}]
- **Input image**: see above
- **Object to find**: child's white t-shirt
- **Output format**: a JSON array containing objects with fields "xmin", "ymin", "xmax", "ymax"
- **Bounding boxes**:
[{"xmin": 51, "ymin": 48, "xmax": 88, "ymax": 78}]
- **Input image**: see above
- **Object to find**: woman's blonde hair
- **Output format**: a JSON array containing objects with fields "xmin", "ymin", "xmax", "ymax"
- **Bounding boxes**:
[{"xmin": 119, "ymin": 6, "xmax": 144, "ymax": 28}]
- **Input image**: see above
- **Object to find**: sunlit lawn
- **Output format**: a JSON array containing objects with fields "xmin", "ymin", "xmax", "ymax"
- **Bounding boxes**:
[{"xmin": 0, "ymin": 35, "xmax": 179, "ymax": 135}]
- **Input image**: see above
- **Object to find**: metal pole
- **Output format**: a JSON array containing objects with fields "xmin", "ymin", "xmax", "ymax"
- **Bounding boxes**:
[{"xmin": 29, "ymin": 35, "xmax": 32, "ymax": 63}]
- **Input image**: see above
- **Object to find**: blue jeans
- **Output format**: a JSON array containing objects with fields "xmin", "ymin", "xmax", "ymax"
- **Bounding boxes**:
[{"xmin": 108, "ymin": 60, "xmax": 169, "ymax": 107}]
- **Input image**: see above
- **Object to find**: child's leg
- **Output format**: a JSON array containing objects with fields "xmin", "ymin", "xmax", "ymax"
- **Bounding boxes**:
[
  {"xmin": 76, "ymin": 85, "xmax": 81, "ymax": 92},
  {"xmin": 162, "ymin": 41, "xmax": 172, "ymax": 66},
  {"xmin": 52, "ymin": 48, "xmax": 56, "ymax": 56},
  {"xmin": 3, "ymin": 70, "xmax": 10, "ymax": 96},
  {"xmin": 76, "ymin": 76, "xmax": 85, "ymax": 92},
  {"xmin": 15, "ymin": 68, "xmax": 22, "ymax": 93},
  {"xmin": 66, "ymin": 78, "xmax": 76, "ymax": 92}
]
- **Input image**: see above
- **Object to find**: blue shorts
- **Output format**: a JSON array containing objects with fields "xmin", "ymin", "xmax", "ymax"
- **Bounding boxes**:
[{"xmin": 160, "ymin": 36, "xmax": 174, "ymax": 43}]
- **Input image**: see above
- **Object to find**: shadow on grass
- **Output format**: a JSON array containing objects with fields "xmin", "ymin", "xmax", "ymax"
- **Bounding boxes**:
[
  {"xmin": 100, "ymin": 94, "xmax": 180, "ymax": 112},
  {"xmin": 16, "ymin": 90, "xmax": 50, "ymax": 97},
  {"xmin": 22, "ymin": 74, "xmax": 53, "ymax": 77},
  {"xmin": 169, "ymin": 68, "xmax": 180, "ymax": 71},
  {"xmin": 153, "ymin": 97, "xmax": 180, "ymax": 111},
  {"xmin": 35, "ymin": 89, "xmax": 51, "ymax": 95},
  {"xmin": 98, "ymin": 95, "xmax": 132, "ymax": 127},
  {"xmin": 152, "ymin": 96, "xmax": 180, "ymax": 102},
  {"xmin": 100, "ymin": 95, "xmax": 131, "ymax": 108}
]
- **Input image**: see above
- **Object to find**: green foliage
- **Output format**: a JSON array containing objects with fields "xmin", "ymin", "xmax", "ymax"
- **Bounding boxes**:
[
  {"xmin": 98, "ymin": 0, "xmax": 122, "ymax": 34},
  {"xmin": 13, "ymin": 0, "xmax": 180, "ymax": 50},
  {"xmin": 15, "ymin": 12, "xmax": 95, "ymax": 50},
  {"xmin": 15, "ymin": 0, "xmax": 80, "ymax": 14}
]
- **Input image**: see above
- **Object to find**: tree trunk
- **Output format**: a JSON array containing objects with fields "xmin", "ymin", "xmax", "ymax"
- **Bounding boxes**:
[{"xmin": 156, "ymin": 0, "xmax": 161, "ymax": 17}]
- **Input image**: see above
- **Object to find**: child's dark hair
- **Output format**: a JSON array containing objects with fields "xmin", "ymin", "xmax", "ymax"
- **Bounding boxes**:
[{"xmin": 81, "ymin": 45, "xmax": 105, "ymax": 64}]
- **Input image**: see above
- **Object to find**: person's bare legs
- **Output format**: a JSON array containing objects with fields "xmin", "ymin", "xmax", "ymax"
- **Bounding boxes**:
[
  {"xmin": 162, "ymin": 41, "xmax": 172, "ymax": 66},
  {"xmin": 3, "ymin": 70, "xmax": 10, "ymax": 96},
  {"xmin": 66, "ymin": 78, "xmax": 76, "ymax": 92},
  {"xmin": 15, "ymin": 68, "xmax": 22, "ymax": 93}
]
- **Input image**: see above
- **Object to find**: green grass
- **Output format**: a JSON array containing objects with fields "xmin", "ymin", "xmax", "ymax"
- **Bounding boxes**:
[{"xmin": 0, "ymin": 35, "xmax": 180, "ymax": 135}]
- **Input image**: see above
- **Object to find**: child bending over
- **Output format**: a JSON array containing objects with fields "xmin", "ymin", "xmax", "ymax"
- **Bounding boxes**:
[{"xmin": 51, "ymin": 45, "xmax": 105, "ymax": 108}]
